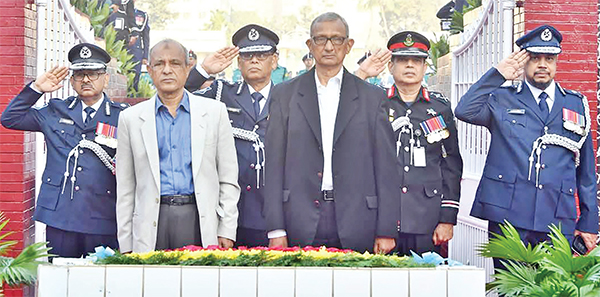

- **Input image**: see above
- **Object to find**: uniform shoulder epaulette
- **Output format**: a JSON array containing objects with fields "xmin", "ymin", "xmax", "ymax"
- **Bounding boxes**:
[
  {"xmin": 429, "ymin": 91, "xmax": 450, "ymax": 104},
  {"xmin": 564, "ymin": 88, "xmax": 584, "ymax": 98}
]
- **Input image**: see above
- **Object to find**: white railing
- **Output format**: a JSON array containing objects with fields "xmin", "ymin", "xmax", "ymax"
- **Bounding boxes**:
[
  {"xmin": 34, "ymin": 0, "xmax": 95, "ymax": 245},
  {"xmin": 449, "ymin": 1, "xmax": 515, "ymax": 293},
  {"xmin": 451, "ymin": 0, "xmax": 515, "ymax": 179}
]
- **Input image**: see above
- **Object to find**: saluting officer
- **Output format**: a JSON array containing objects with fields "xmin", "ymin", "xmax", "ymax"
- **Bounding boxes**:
[
  {"xmin": 383, "ymin": 32, "xmax": 463, "ymax": 255},
  {"xmin": 455, "ymin": 25, "xmax": 598, "ymax": 261},
  {"xmin": 189, "ymin": 24, "xmax": 280, "ymax": 247},
  {"xmin": 1, "ymin": 43, "xmax": 128, "ymax": 258}
]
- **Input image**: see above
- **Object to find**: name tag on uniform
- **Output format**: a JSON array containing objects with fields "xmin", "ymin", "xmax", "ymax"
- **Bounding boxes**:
[
  {"xmin": 226, "ymin": 107, "xmax": 241, "ymax": 114},
  {"xmin": 507, "ymin": 109, "xmax": 525, "ymax": 115},
  {"xmin": 59, "ymin": 118, "xmax": 74, "ymax": 125},
  {"xmin": 413, "ymin": 147, "xmax": 426, "ymax": 167}
]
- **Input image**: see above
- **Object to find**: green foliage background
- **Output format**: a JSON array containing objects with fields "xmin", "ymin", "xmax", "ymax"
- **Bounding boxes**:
[{"xmin": 70, "ymin": 0, "xmax": 154, "ymax": 98}]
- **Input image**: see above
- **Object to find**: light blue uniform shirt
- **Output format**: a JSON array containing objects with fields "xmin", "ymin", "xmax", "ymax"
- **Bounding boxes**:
[{"xmin": 155, "ymin": 93, "xmax": 194, "ymax": 195}]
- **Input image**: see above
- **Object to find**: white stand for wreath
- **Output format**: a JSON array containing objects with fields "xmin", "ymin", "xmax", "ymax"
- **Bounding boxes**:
[{"xmin": 37, "ymin": 264, "xmax": 485, "ymax": 297}]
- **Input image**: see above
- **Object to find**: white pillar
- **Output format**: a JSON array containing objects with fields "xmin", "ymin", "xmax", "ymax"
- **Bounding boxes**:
[
  {"xmin": 501, "ymin": 0, "xmax": 516, "ymax": 58},
  {"xmin": 35, "ymin": 0, "xmax": 48, "ymax": 246}
]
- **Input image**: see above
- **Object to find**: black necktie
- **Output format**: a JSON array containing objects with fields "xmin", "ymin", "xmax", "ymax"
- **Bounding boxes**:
[
  {"xmin": 84, "ymin": 106, "xmax": 95, "ymax": 125},
  {"xmin": 538, "ymin": 92, "xmax": 549, "ymax": 118},
  {"xmin": 251, "ymin": 92, "xmax": 263, "ymax": 119}
]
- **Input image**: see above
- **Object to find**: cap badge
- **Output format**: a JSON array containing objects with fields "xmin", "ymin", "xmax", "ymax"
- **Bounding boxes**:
[
  {"xmin": 404, "ymin": 34, "xmax": 414, "ymax": 47},
  {"xmin": 248, "ymin": 28, "xmax": 260, "ymax": 41},
  {"xmin": 80, "ymin": 46, "xmax": 92, "ymax": 59},
  {"xmin": 541, "ymin": 29, "xmax": 552, "ymax": 42}
]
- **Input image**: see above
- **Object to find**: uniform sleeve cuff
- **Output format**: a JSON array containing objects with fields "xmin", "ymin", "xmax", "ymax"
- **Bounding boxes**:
[
  {"xmin": 197, "ymin": 65, "xmax": 210, "ymax": 79},
  {"xmin": 267, "ymin": 229, "xmax": 287, "ymax": 239},
  {"xmin": 29, "ymin": 83, "xmax": 43, "ymax": 94}
]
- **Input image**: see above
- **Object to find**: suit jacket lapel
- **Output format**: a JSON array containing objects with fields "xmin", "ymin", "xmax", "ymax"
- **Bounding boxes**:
[
  {"xmin": 518, "ymin": 84, "xmax": 545, "ymax": 122},
  {"xmin": 333, "ymin": 69, "xmax": 358, "ymax": 146},
  {"xmin": 547, "ymin": 84, "xmax": 565, "ymax": 123},
  {"xmin": 140, "ymin": 95, "xmax": 161, "ymax": 191},
  {"xmin": 188, "ymin": 91, "xmax": 207, "ymax": 181},
  {"xmin": 234, "ymin": 82, "xmax": 257, "ymax": 121},
  {"xmin": 297, "ymin": 68, "xmax": 322, "ymax": 147}
]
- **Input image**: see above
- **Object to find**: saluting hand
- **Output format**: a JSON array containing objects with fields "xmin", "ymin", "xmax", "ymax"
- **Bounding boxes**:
[
  {"xmin": 201, "ymin": 46, "xmax": 240, "ymax": 75},
  {"xmin": 34, "ymin": 66, "xmax": 69, "ymax": 93},
  {"xmin": 355, "ymin": 48, "xmax": 392, "ymax": 80},
  {"xmin": 496, "ymin": 49, "xmax": 529, "ymax": 80}
]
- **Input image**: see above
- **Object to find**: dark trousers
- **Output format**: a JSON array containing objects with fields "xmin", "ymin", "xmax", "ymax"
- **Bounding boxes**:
[
  {"xmin": 311, "ymin": 200, "xmax": 342, "ymax": 248},
  {"xmin": 46, "ymin": 226, "xmax": 118, "ymax": 258},
  {"xmin": 235, "ymin": 227, "xmax": 269, "ymax": 248},
  {"xmin": 155, "ymin": 204, "xmax": 202, "ymax": 250},
  {"xmin": 487, "ymin": 221, "xmax": 573, "ymax": 270},
  {"xmin": 396, "ymin": 232, "xmax": 439, "ymax": 256}
]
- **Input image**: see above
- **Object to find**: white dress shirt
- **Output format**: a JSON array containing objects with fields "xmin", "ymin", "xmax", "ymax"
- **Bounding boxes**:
[
  {"xmin": 525, "ymin": 79, "xmax": 556, "ymax": 111},
  {"xmin": 316, "ymin": 68, "xmax": 344, "ymax": 191},
  {"xmin": 81, "ymin": 96, "xmax": 104, "ymax": 123},
  {"xmin": 248, "ymin": 83, "xmax": 271, "ymax": 114}
]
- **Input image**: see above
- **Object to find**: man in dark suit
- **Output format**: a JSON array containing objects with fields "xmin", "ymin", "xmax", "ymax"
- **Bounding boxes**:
[
  {"xmin": 127, "ymin": 0, "xmax": 150, "ymax": 91},
  {"xmin": 455, "ymin": 25, "xmax": 598, "ymax": 262},
  {"xmin": 185, "ymin": 24, "xmax": 280, "ymax": 247},
  {"xmin": 1, "ymin": 43, "xmax": 127, "ymax": 257},
  {"xmin": 264, "ymin": 12, "xmax": 400, "ymax": 253}
]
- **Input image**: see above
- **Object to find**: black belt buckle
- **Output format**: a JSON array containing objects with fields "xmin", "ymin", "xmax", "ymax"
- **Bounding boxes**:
[
  {"xmin": 322, "ymin": 190, "xmax": 334, "ymax": 201},
  {"xmin": 161, "ymin": 194, "xmax": 195, "ymax": 206}
]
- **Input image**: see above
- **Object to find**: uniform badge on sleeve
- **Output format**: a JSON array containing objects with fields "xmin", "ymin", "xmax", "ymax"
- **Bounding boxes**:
[
  {"xmin": 95, "ymin": 122, "xmax": 118, "ymax": 148},
  {"xmin": 419, "ymin": 115, "xmax": 449, "ymax": 143},
  {"xmin": 562, "ymin": 108, "xmax": 585, "ymax": 136}
]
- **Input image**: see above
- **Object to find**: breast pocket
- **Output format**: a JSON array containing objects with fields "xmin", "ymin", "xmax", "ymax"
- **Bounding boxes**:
[
  {"xmin": 226, "ymin": 106, "xmax": 246, "ymax": 128},
  {"xmin": 51, "ymin": 125, "xmax": 76, "ymax": 148},
  {"xmin": 503, "ymin": 112, "xmax": 527, "ymax": 138}
]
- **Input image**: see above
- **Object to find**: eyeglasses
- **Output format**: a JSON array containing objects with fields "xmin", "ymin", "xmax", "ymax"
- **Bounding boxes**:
[
  {"xmin": 150, "ymin": 60, "xmax": 185, "ymax": 71},
  {"xmin": 72, "ymin": 71, "xmax": 106, "ymax": 82},
  {"xmin": 239, "ymin": 52, "xmax": 273, "ymax": 61},
  {"xmin": 311, "ymin": 36, "xmax": 347, "ymax": 46}
]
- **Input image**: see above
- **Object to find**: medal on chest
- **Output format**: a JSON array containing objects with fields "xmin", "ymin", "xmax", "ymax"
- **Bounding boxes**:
[
  {"xmin": 95, "ymin": 122, "xmax": 118, "ymax": 149},
  {"xmin": 562, "ymin": 108, "xmax": 585, "ymax": 136},
  {"xmin": 420, "ymin": 115, "xmax": 449, "ymax": 143}
]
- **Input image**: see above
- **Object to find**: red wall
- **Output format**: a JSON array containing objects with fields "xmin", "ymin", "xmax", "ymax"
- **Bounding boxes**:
[
  {"xmin": 0, "ymin": 1, "xmax": 37, "ymax": 296},
  {"xmin": 524, "ymin": 0, "xmax": 599, "ymax": 146}
]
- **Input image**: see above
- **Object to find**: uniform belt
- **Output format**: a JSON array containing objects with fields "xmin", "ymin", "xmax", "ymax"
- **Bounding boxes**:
[
  {"xmin": 322, "ymin": 190, "xmax": 334, "ymax": 201},
  {"xmin": 160, "ymin": 194, "xmax": 196, "ymax": 206}
]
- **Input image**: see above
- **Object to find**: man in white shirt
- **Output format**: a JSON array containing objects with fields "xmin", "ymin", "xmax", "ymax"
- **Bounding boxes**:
[{"xmin": 264, "ymin": 12, "xmax": 400, "ymax": 253}]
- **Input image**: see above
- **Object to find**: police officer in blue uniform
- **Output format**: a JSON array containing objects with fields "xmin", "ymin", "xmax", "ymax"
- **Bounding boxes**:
[
  {"xmin": 1, "ymin": 43, "xmax": 128, "ymax": 258},
  {"xmin": 189, "ymin": 24, "xmax": 280, "ymax": 247},
  {"xmin": 103, "ymin": 0, "xmax": 131, "ymax": 44},
  {"xmin": 127, "ymin": 0, "xmax": 150, "ymax": 91},
  {"xmin": 455, "ymin": 25, "xmax": 598, "ymax": 261},
  {"xmin": 380, "ymin": 32, "xmax": 463, "ymax": 254}
]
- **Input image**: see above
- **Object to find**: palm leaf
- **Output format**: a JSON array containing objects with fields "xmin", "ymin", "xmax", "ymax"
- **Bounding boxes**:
[
  {"xmin": 0, "ymin": 242, "xmax": 52, "ymax": 287},
  {"xmin": 478, "ymin": 220, "xmax": 547, "ymax": 264},
  {"xmin": 487, "ymin": 260, "xmax": 538, "ymax": 296}
]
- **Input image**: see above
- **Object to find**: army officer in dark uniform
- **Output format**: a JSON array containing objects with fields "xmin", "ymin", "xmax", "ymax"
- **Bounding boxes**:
[
  {"xmin": 383, "ymin": 32, "xmax": 463, "ymax": 254},
  {"xmin": 1, "ymin": 43, "xmax": 127, "ymax": 257},
  {"xmin": 188, "ymin": 24, "xmax": 280, "ymax": 247}
]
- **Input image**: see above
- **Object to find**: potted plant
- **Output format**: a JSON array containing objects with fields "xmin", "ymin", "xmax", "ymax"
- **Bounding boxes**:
[
  {"xmin": 0, "ymin": 213, "xmax": 51, "ymax": 297},
  {"xmin": 479, "ymin": 221, "xmax": 600, "ymax": 296}
]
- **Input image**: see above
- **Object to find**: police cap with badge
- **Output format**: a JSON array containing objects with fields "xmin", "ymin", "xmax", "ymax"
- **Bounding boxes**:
[
  {"xmin": 302, "ymin": 53, "xmax": 313, "ymax": 62},
  {"xmin": 232, "ymin": 24, "xmax": 279, "ymax": 54},
  {"xmin": 387, "ymin": 31, "xmax": 430, "ymax": 58},
  {"xmin": 515, "ymin": 24, "xmax": 562, "ymax": 54},
  {"xmin": 68, "ymin": 43, "xmax": 111, "ymax": 71}
]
